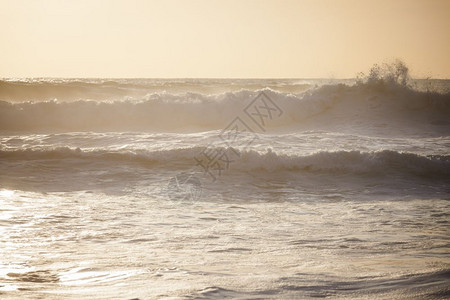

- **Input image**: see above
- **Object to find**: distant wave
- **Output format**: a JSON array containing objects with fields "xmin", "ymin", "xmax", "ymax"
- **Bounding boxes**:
[
  {"xmin": 2, "ymin": 147, "xmax": 449, "ymax": 179},
  {"xmin": 0, "ymin": 83, "xmax": 449, "ymax": 132},
  {"xmin": 0, "ymin": 79, "xmax": 312, "ymax": 102},
  {"xmin": 0, "ymin": 79, "xmax": 135, "ymax": 102}
]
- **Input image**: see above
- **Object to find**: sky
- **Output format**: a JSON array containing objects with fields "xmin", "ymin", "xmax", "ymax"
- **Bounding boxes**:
[{"xmin": 1, "ymin": 0, "xmax": 449, "ymax": 78}]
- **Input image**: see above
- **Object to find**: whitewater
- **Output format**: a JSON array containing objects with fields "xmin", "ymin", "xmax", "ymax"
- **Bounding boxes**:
[{"xmin": 0, "ymin": 72, "xmax": 449, "ymax": 299}]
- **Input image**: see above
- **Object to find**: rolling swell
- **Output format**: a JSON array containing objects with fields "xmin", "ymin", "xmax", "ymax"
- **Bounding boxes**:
[
  {"xmin": 1, "ymin": 147, "xmax": 449, "ymax": 179},
  {"xmin": 189, "ymin": 269, "xmax": 450, "ymax": 299},
  {"xmin": 0, "ymin": 79, "xmax": 312, "ymax": 102}
]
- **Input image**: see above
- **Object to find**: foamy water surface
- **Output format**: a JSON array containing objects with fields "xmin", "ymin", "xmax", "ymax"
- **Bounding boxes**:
[{"xmin": 1, "ymin": 78, "xmax": 449, "ymax": 299}]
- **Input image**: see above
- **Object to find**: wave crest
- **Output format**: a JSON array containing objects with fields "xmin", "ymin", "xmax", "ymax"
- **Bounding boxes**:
[{"xmin": 0, "ymin": 85, "xmax": 449, "ymax": 132}]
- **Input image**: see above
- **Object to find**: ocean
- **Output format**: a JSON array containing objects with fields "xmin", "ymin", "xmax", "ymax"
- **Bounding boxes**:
[{"xmin": 0, "ymin": 75, "xmax": 449, "ymax": 299}]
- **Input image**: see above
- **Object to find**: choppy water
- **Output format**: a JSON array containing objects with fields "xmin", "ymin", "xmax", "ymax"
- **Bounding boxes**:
[{"xmin": 0, "ymin": 77, "xmax": 449, "ymax": 299}]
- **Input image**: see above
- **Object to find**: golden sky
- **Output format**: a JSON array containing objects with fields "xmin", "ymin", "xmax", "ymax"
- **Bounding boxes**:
[{"xmin": 1, "ymin": 0, "xmax": 449, "ymax": 78}]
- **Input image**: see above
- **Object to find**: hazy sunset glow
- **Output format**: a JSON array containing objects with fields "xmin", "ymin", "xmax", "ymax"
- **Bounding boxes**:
[{"xmin": 1, "ymin": 0, "xmax": 449, "ymax": 78}]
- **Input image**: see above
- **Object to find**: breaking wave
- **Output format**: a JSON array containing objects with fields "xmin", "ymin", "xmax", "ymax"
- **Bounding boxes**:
[
  {"xmin": 1, "ymin": 62, "xmax": 449, "ymax": 133},
  {"xmin": 0, "ymin": 83, "xmax": 449, "ymax": 133}
]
